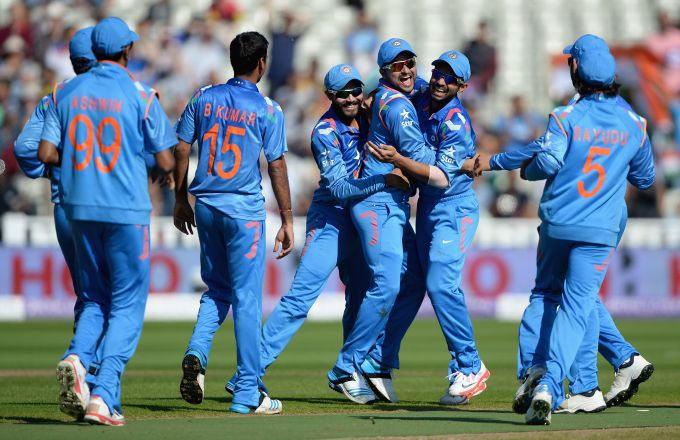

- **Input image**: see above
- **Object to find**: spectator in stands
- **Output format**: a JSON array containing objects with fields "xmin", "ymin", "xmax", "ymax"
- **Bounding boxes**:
[
  {"xmin": 345, "ymin": 9, "xmax": 380, "ymax": 80},
  {"xmin": 463, "ymin": 21, "xmax": 497, "ymax": 96},
  {"xmin": 268, "ymin": 11, "xmax": 305, "ymax": 98},
  {"xmin": 494, "ymin": 95, "xmax": 544, "ymax": 153}
]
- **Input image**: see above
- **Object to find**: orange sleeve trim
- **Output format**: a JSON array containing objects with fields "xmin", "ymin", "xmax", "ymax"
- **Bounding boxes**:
[
  {"xmin": 143, "ymin": 90, "xmax": 159, "ymax": 120},
  {"xmin": 549, "ymin": 112, "xmax": 568, "ymax": 138}
]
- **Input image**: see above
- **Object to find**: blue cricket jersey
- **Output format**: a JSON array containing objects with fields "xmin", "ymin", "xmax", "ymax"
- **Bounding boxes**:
[
  {"xmin": 359, "ymin": 79, "xmax": 435, "ymax": 203},
  {"xmin": 490, "ymin": 94, "xmax": 637, "ymax": 170},
  {"xmin": 41, "ymin": 61, "xmax": 177, "ymax": 224},
  {"xmin": 412, "ymin": 93, "xmax": 476, "ymax": 200},
  {"xmin": 523, "ymin": 93, "xmax": 655, "ymax": 246},
  {"xmin": 311, "ymin": 107, "xmax": 386, "ymax": 207},
  {"xmin": 175, "ymin": 78, "xmax": 287, "ymax": 221}
]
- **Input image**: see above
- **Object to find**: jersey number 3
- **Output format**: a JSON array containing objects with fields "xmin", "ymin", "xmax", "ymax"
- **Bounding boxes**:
[
  {"xmin": 577, "ymin": 146, "xmax": 610, "ymax": 198},
  {"xmin": 203, "ymin": 123, "xmax": 244, "ymax": 179}
]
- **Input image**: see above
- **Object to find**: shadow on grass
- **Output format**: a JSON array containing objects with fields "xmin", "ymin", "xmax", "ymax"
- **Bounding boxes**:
[
  {"xmin": 622, "ymin": 404, "xmax": 680, "ymax": 409},
  {"xmin": 0, "ymin": 416, "xmax": 77, "ymax": 425},
  {"xmin": 352, "ymin": 414, "xmax": 524, "ymax": 426}
]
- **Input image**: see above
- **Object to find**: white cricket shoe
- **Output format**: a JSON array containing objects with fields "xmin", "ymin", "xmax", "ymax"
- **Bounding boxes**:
[
  {"xmin": 513, "ymin": 365, "xmax": 546, "ymax": 414},
  {"xmin": 56, "ymin": 354, "xmax": 90, "ymax": 420},
  {"xmin": 448, "ymin": 362, "xmax": 491, "ymax": 400},
  {"xmin": 229, "ymin": 392, "xmax": 282, "ymax": 415},
  {"xmin": 328, "ymin": 369, "xmax": 378, "ymax": 405},
  {"xmin": 555, "ymin": 389, "xmax": 607, "ymax": 414},
  {"xmin": 605, "ymin": 354, "xmax": 654, "ymax": 407},
  {"xmin": 180, "ymin": 354, "xmax": 205, "ymax": 404},
  {"xmin": 254, "ymin": 394, "xmax": 283, "ymax": 415},
  {"xmin": 360, "ymin": 357, "xmax": 399, "ymax": 402},
  {"xmin": 440, "ymin": 385, "xmax": 482, "ymax": 406},
  {"xmin": 525, "ymin": 384, "xmax": 552, "ymax": 425},
  {"xmin": 83, "ymin": 395, "xmax": 125, "ymax": 426}
]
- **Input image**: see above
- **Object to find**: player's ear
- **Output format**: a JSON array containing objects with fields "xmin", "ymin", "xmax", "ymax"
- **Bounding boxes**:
[{"xmin": 458, "ymin": 83, "xmax": 469, "ymax": 94}]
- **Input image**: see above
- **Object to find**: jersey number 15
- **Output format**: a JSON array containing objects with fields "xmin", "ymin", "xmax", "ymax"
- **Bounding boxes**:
[{"xmin": 203, "ymin": 123, "xmax": 245, "ymax": 179}]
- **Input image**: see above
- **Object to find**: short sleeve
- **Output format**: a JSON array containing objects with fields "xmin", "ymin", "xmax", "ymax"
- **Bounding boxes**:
[
  {"xmin": 262, "ymin": 98, "xmax": 287, "ymax": 162},
  {"xmin": 143, "ymin": 94, "xmax": 177, "ymax": 154},
  {"xmin": 383, "ymin": 98, "xmax": 434, "ymax": 165},
  {"xmin": 175, "ymin": 88, "xmax": 202, "ymax": 144},
  {"xmin": 40, "ymin": 98, "xmax": 62, "ymax": 146}
]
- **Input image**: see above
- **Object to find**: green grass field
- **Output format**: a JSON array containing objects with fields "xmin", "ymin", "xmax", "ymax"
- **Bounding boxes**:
[{"xmin": 1, "ymin": 319, "xmax": 679, "ymax": 439}]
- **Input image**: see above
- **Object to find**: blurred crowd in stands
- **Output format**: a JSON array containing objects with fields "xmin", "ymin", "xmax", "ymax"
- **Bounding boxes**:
[{"xmin": 0, "ymin": 0, "xmax": 679, "ymax": 222}]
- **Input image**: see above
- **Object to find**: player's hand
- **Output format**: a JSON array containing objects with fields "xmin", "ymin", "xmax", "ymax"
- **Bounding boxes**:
[
  {"xmin": 460, "ymin": 155, "xmax": 478, "ymax": 177},
  {"xmin": 474, "ymin": 153, "xmax": 491, "ymax": 177},
  {"xmin": 274, "ymin": 222, "xmax": 294, "ymax": 259},
  {"xmin": 173, "ymin": 200, "xmax": 196, "ymax": 235},
  {"xmin": 150, "ymin": 167, "xmax": 175, "ymax": 189},
  {"xmin": 368, "ymin": 141, "xmax": 400, "ymax": 164},
  {"xmin": 385, "ymin": 167, "xmax": 411, "ymax": 191}
]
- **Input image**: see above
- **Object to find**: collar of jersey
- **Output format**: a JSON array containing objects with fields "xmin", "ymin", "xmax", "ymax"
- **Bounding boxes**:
[
  {"xmin": 580, "ymin": 92, "xmax": 617, "ymax": 103},
  {"xmin": 429, "ymin": 95, "xmax": 461, "ymax": 121},
  {"xmin": 378, "ymin": 78, "xmax": 409, "ymax": 97},
  {"xmin": 227, "ymin": 77, "xmax": 259, "ymax": 92},
  {"xmin": 96, "ymin": 60, "xmax": 136, "ymax": 79},
  {"xmin": 324, "ymin": 106, "xmax": 359, "ymax": 134}
]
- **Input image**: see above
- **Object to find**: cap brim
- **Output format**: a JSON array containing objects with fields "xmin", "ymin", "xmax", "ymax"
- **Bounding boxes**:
[
  {"xmin": 130, "ymin": 31, "xmax": 139, "ymax": 43},
  {"xmin": 563, "ymin": 44, "xmax": 573, "ymax": 55}
]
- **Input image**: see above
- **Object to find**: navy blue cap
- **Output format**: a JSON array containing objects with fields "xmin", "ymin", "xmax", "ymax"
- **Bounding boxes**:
[
  {"xmin": 69, "ymin": 27, "xmax": 96, "ymax": 61},
  {"xmin": 563, "ymin": 34, "xmax": 616, "ymax": 87},
  {"xmin": 324, "ymin": 64, "xmax": 363, "ymax": 91},
  {"xmin": 432, "ymin": 50, "xmax": 471, "ymax": 82},
  {"xmin": 91, "ymin": 17, "xmax": 139, "ymax": 57},
  {"xmin": 377, "ymin": 38, "xmax": 416, "ymax": 67}
]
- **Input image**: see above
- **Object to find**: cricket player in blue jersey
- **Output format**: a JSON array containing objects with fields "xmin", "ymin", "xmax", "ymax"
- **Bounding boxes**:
[
  {"xmin": 14, "ymin": 29, "xmax": 99, "ymax": 391},
  {"xmin": 39, "ymin": 17, "xmax": 177, "ymax": 426},
  {"xmin": 223, "ymin": 64, "xmax": 410, "ymax": 396},
  {"xmin": 490, "ymin": 34, "xmax": 656, "ymax": 425},
  {"xmin": 476, "ymin": 99, "xmax": 654, "ymax": 413},
  {"xmin": 173, "ymin": 32, "xmax": 293, "ymax": 415},
  {"xmin": 326, "ymin": 38, "xmax": 437, "ymax": 404},
  {"xmin": 366, "ymin": 51, "xmax": 489, "ymax": 405}
]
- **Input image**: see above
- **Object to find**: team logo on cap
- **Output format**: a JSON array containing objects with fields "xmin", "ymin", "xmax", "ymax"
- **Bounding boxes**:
[
  {"xmin": 393, "ymin": 40, "xmax": 402, "ymax": 47},
  {"xmin": 449, "ymin": 52, "xmax": 458, "ymax": 59},
  {"xmin": 342, "ymin": 66, "xmax": 351, "ymax": 73}
]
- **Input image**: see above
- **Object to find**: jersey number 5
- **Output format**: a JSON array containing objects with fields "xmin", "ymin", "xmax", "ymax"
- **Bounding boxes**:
[
  {"xmin": 68, "ymin": 115, "xmax": 121, "ymax": 173},
  {"xmin": 577, "ymin": 146, "xmax": 610, "ymax": 198},
  {"xmin": 203, "ymin": 123, "xmax": 244, "ymax": 179}
]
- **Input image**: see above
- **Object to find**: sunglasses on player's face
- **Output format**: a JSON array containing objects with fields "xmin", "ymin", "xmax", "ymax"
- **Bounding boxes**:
[
  {"xmin": 383, "ymin": 57, "xmax": 417, "ymax": 73},
  {"xmin": 431, "ymin": 68, "xmax": 463, "ymax": 86},
  {"xmin": 330, "ymin": 86, "xmax": 363, "ymax": 99}
]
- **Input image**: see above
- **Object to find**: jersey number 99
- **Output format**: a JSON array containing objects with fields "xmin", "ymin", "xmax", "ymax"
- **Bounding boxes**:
[
  {"xmin": 203, "ymin": 123, "xmax": 244, "ymax": 179},
  {"xmin": 68, "ymin": 114, "xmax": 121, "ymax": 173}
]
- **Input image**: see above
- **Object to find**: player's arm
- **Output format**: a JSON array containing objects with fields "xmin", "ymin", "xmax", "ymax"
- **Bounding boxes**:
[
  {"xmin": 522, "ymin": 114, "xmax": 568, "ymax": 181},
  {"xmin": 479, "ymin": 135, "xmax": 545, "ymax": 172},
  {"xmin": 14, "ymin": 96, "xmax": 50, "ymax": 178},
  {"xmin": 142, "ymin": 94, "xmax": 176, "ymax": 173},
  {"xmin": 627, "ymin": 129, "xmax": 655, "ymax": 190},
  {"xmin": 368, "ymin": 141, "xmax": 451, "ymax": 188},
  {"xmin": 263, "ymin": 99, "xmax": 294, "ymax": 259},
  {"xmin": 172, "ymin": 91, "xmax": 201, "ymax": 235},
  {"xmin": 313, "ymin": 129, "xmax": 407, "ymax": 200},
  {"xmin": 38, "ymin": 99, "xmax": 62, "ymax": 165},
  {"xmin": 384, "ymin": 99, "xmax": 435, "ymax": 165}
]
